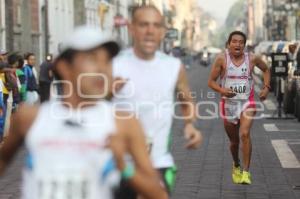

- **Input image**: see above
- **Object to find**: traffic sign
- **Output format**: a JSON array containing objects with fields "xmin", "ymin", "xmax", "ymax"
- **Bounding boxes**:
[{"xmin": 271, "ymin": 53, "xmax": 288, "ymax": 77}]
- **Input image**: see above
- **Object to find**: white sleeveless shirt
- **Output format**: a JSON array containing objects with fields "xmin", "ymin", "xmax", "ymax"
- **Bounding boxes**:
[
  {"xmin": 112, "ymin": 48, "xmax": 181, "ymax": 168},
  {"xmin": 22, "ymin": 100, "xmax": 120, "ymax": 199},
  {"xmin": 221, "ymin": 49, "xmax": 254, "ymax": 100},
  {"xmin": 220, "ymin": 50, "xmax": 256, "ymax": 124}
]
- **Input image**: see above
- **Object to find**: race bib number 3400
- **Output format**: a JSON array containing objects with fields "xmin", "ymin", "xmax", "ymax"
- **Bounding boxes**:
[
  {"xmin": 230, "ymin": 84, "xmax": 246, "ymax": 94},
  {"xmin": 224, "ymin": 80, "xmax": 250, "ymax": 99}
]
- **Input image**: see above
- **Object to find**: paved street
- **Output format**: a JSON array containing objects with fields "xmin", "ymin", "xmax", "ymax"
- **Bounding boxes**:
[
  {"xmin": 0, "ymin": 149, "xmax": 24, "ymax": 199},
  {"xmin": 1, "ymin": 59, "xmax": 300, "ymax": 199}
]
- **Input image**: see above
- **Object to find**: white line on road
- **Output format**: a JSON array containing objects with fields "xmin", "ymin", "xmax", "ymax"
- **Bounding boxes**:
[
  {"xmin": 289, "ymin": 142, "xmax": 300, "ymax": 145},
  {"xmin": 263, "ymin": 124, "xmax": 299, "ymax": 133},
  {"xmin": 287, "ymin": 139, "xmax": 300, "ymax": 145},
  {"xmin": 271, "ymin": 140, "xmax": 300, "ymax": 168},
  {"xmin": 263, "ymin": 99, "xmax": 277, "ymax": 111},
  {"xmin": 264, "ymin": 123, "xmax": 279, "ymax": 132},
  {"xmin": 280, "ymin": 130, "xmax": 299, "ymax": 132},
  {"xmin": 261, "ymin": 113, "xmax": 272, "ymax": 118}
]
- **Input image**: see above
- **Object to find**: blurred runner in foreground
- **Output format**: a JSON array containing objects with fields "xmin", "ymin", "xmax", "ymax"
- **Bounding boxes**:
[
  {"xmin": 0, "ymin": 26, "xmax": 167, "ymax": 199},
  {"xmin": 112, "ymin": 5, "xmax": 203, "ymax": 198}
]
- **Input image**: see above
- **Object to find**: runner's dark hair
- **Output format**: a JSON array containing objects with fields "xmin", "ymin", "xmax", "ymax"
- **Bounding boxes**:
[
  {"xmin": 24, "ymin": 52, "xmax": 35, "ymax": 60},
  {"xmin": 227, "ymin": 31, "xmax": 247, "ymax": 45},
  {"xmin": 17, "ymin": 54, "xmax": 24, "ymax": 69},
  {"xmin": 52, "ymin": 49, "xmax": 78, "ymax": 80},
  {"xmin": 7, "ymin": 53, "xmax": 18, "ymax": 66},
  {"xmin": 7, "ymin": 53, "xmax": 23, "ymax": 68}
]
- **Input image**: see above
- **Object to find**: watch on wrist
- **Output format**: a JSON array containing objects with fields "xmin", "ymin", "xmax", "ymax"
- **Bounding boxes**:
[{"xmin": 263, "ymin": 85, "xmax": 271, "ymax": 90}]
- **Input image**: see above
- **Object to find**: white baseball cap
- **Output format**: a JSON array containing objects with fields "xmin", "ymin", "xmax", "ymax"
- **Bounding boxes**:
[
  {"xmin": 57, "ymin": 26, "xmax": 120, "ymax": 59},
  {"xmin": 0, "ymin": 49, "xmax": 8, "ymax": 55}
]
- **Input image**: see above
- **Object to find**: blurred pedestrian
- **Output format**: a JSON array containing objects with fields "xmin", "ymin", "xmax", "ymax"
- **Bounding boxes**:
[
  {"xmin": 297, "ymin": 45, "xmax": 300, "ymax": 70},
  {"xmin": 0, "ymin": 53, "xmax": 26, "ymax": 142},
  {"xmin": 288, "ymin": 43, "xmax": 297, "ymax": 62},
  {"xmin": 0, "ymin": 49, "xmax": 8, "ymax": 62},
  {"xmin": 0, "ymin": 52, "xmax": 9, "ymax": 143},
  {"xmin": 0, "ymin": 53, "xmax": 22, "ymax": 142},
  {"xmin": 23, "ymin": 53, "xmax": 39, "ymax": 105},
  {"xmin": 7, "ymin": 53, "xmax": 23, "ymax": 110},
  {"xmin": 0, "ymin": 50, "xmax": 10, "ymax": 106},
  {"xmin": 0, "ymin": 68, "xmax": 4, "ymax": 143},
  {"xmin": 16, "ymin": 54, "xmax": 27, "ymax": 102},
  {"xmin": 39, "ymin": 54, "xmax": 53, "ymax": 103}
]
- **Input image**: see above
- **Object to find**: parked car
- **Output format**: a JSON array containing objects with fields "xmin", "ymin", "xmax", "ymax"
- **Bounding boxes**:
[
  {"xmin": 293, "ymin": 46, "xmax": 300, "ymax": 121},
  {"xmin": 199, "ymin": 51, "xmax": 211, "ymax": 66},
  {"xmin": 255, "ymin": 41, "xmax": 273, "ymax": 55},
  {"xmin": 197, "ymin": 46, "xmax": 221, "ymax": 67},
  {"xmin": 253, "ymin": 42, "xmax": 273, "ymax": 83},
  {"xmin": 294, "ymin": 74, "xmax": 300, "ymax": 121},
  {"xmin": 283, "ymin": 42, "xmax": 300, "ymax": 114},
  {"xmin": 171, "ymin": 46, "xmax": 185, "ymax": 58}
]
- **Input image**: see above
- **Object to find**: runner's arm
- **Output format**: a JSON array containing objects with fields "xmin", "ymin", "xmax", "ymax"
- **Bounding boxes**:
[
  {"xmin": 175, "ymin": 64, "xmax": 196, "ymax": 124},
  {"xmin": 253, "ymin": 55, "xmax": 271, "ymax": 88},
  {"xmin": 208, "ymin": 54, "xmax": 224, "ymax": 93},
  {"xmin": 0, "ymin": 105, "xmax": 37, "ymax": 175},
  {"xmin": 175, "ymin": 65, "xmax": 202, "ymax": 149},
  {"xmin": 113, "ymin": 114, "xmax": 168, "ymax": 199}
]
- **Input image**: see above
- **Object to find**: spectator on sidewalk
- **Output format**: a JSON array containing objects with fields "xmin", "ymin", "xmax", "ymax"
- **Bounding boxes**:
[
  {"xmin": 16, "ymin": 54, "xmax": 27, "ymax": 102},
  {"xmin": 7, "ymin": 53, "xmax": 27, "ymax": 105},
  {"xmin": 288, "ymin": 43, "xmax": 297, "ymax": 59},
  {"xmin": 0, "ymin": 50, "xmax": 8, "ymax": 62},
  {"xmin": 39, "ymin": 54, "xmax": 53, "ymax": 103},
  {"xmin": 0, "ymin": 63, "xmax": 11, "ymax": 107},
  {"xmin": 0, "ymin": 52, "xmax": 14, "ymax": 143},
  {"xmin": 23, "ymin": 53, "xmax": 39, "ymax": 105},
  {"xmin": 0, "ymin": 67, "xmax": 4, "ymax": 143},
  {"xmin": 0, "ymin": 50, "xmax": 9, "ymax": 106},
  {"xmin": 0, "ymin": 53, "xmax": 27, "ymax": 144},
  {"xmin": 6, "ymin": 53, "xmax": 22, "ymax": 111}
]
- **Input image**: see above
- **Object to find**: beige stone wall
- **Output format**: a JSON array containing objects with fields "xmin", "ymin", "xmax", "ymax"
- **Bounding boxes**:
[
  {"xmin": 253, "ymin": 0, "xmax": 267, "ymax": 42},
  {"xmin": 173, "ymin": 0, "xmax": 196, "ymax": 49}
]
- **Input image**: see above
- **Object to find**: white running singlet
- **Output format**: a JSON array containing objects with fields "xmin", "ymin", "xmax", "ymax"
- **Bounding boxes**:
[
  {"xmin": 220, "ymin": 49, "xmax": 255, "ymax": 124},
  {"xmin": 22, "ymin": 100, "xmax": 120, "ymax": 199},
  {"xmin": 112, "ymin": 48, "xmax": 181, "ymax": 169}
]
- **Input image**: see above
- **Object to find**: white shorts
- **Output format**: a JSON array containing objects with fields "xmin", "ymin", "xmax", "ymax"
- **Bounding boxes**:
[{"xmin": 221, "ymin": 99, "xmax": 256, "ymax": 124}]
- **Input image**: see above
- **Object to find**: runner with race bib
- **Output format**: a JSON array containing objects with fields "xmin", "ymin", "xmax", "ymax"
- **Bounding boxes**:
[
  {"xmin": 208, "ymin": 31, "xmax": 270, "ymax": 185},
  {"xmin": 0, "ymin": 26, "xmax": 167, "ymax": 199}
]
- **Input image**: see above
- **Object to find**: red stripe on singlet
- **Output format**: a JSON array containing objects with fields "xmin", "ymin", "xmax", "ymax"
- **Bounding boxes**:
[{"xmin": 226, "ymin": 75, "xmax": 249, "ymax": 79}]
